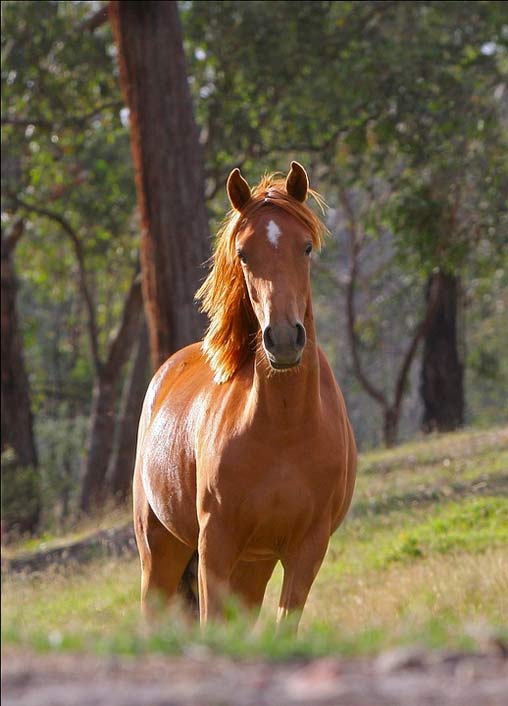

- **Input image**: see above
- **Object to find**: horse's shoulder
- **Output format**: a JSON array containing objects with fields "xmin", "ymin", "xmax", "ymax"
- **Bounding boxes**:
[{"xmin": 145, "ymin": 342, "xmax": 209, "ymax": 419}]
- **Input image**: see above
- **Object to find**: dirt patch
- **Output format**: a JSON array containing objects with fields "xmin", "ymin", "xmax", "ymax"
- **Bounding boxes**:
[{"xmin": 2, "ymin": 647, "xmax": 507, "ymax": 706}]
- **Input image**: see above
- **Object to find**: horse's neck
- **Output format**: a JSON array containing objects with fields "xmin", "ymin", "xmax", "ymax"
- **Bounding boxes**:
[{"xmin": 250, "ymin": 300, "xmax": 320, "ymax": 423}]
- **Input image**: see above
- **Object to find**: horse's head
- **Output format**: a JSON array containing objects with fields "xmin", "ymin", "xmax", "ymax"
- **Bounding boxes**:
[
  {"xmin": 227, "ymin": 162, "xmax": 314, "ymax": 370},
  {"xmin": 197, "ymin": 162, "xmax": 325, "ymax": 383}
]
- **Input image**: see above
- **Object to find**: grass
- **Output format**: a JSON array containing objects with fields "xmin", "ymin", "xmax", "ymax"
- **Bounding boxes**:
[{"xmin": 2, "ymin": 425, "xmax": 507, "ymax": 658}]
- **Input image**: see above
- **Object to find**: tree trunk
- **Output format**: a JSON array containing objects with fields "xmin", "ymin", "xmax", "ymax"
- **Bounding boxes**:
[
  {"xmin": 107, "ymin": 318, "xmax": 149, "ymax": 503},
  {"xmin": 79, "ymin": 276, "xmax": 143, "ymax": 514},
  {"xmin": 110, "ymin": 1, "xmax": 210, "ymax": 370},
  {"xmin": 383, "ymin": 406, "xmax": 400, "ymax": 448},
  {"xmin": 1, "ymin": 222, "xmax": 40, "ymax": 536},
  {"xmin": 421, "ymin": 270, "xmax": 464, "ymax": 433},
  {"xmin": 79, "ymin": 373, "xmax": 117, "ymax": 514}
]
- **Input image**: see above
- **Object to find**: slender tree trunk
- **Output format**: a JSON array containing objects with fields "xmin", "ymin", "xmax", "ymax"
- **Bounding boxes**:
[
  {"xmin": 11, "ymin": 200, "xmax": 142, "ymax": 516},
  {"xmin": 421, "ymin": 270, "xmax": 464, "ymax": 433},
  {"xmin": 107, "ymin": 318, "xmax": 149, "ymax": 503},
  {"xmin": 340, "ymin": 185, "xmax": 442, "ymax": 449},
  {"xmin": 79, "ymin": 276, "xmax": 143, "ymax": 514},
  {"xmin": 383, "ymin": 406, "xmax": 400, "ymax": 448},
  {"xmin": 110, "ymin": 1, "xmax": 210, "ymax": 370},
  {"xmin": 1, "ymin": 222, "xmax": 40, "ymax": 536},
  {"xmin": 79, "ymin": 373, "xmax": 117, "ymax": 514}
]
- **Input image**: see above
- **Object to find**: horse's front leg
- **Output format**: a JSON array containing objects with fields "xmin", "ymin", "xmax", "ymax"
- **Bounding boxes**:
[
  {"xmin": 197, "ymin": 517, "xmax": 240, "ymax": 624},
  {"xmin": 278, "ymin": 528, "xmax": 330, "ymax": 632},
  {"xmin": 134, "ymin": 469, "xmax": 196, "ymax": 619}
]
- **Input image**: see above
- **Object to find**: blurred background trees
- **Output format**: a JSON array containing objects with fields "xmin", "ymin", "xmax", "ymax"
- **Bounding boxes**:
[{"xmin": 1, "ymin": 0, "xmax": 507, "ymax": 536}]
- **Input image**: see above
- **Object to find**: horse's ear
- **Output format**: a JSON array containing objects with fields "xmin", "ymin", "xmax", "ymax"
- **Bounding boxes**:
[
  {"xmin": 227, "ymin": 168, "xmax": 251, "ymax": 211},
  {"xmin": 285, "ymin": 161, "xmax": 309, "ymax": 202}
]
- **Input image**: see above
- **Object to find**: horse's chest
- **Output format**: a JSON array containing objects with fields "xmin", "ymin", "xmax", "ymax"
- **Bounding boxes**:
[
  {"xmin": 230, "ymin": 467, "xmax": 314, "ymax": 556},
  {"xmin": 199, "ymin": 445, "xmax": 342, "ymax": 553}
]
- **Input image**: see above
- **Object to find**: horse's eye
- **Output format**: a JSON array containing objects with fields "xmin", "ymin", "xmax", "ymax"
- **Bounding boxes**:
[
  {"xmin": 237, "ymin": 249, "xmax": 247, "ymax": 264},
  {"xmin": 304, "ymin": 244, "xmax": 313, "ymax": 256}
]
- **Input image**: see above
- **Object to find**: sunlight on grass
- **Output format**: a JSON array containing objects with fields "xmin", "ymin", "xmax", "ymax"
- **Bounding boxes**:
[{"xmin": 303, "ymin": 549, "xmax": 508, "ymax": 640}]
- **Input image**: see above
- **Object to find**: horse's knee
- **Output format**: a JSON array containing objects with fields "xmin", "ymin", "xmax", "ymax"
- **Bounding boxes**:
[
  {"xmin": 278, "ymin": 533, "xmax": 330, "ymax": 628},
  {"xmin": 197, "ymin": 524, "xmax": 239, "ymax": 622},
  {"xmin": 229, "ymin": 559, "xmax": 277, "ymax": 615}
]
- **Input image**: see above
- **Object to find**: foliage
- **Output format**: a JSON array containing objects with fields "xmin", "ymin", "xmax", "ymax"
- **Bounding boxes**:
[
  {"xmin": 1, "ymin": 0, "xmax": 137, "ymax": 410},
  {"xmin": 183, "ymin": 0, "xmax": 508, "ymax": 289},
  {"xmin": 0, "ymin": 450, "xmax": 39, "ymax": 535},
  {"xmin": 182, "ymin": 0, "xmax": 508, "ymax": 444},
  {"xmin": 35, "ymin": 411, "xmax": 89, "ymax": 529}
]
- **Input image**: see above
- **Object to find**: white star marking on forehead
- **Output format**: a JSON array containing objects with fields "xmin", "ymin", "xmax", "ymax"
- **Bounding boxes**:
[{"xmin": 266, "ymin": 219, "xmax": 282, "ymax": 248}]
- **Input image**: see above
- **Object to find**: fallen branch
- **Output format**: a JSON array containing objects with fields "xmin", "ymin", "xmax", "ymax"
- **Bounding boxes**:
[{"xmin": 2, "ymin": 523, "xmax": 136, "ymax": 574}]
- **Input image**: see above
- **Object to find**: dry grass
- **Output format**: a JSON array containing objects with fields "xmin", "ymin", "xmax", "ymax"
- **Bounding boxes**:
[{"xmin": 304, "ymin": 548, "xmax": 508, "ymax": 638}]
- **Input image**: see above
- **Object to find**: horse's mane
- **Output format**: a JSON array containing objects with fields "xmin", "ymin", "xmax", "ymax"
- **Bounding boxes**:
[{"xmin": 195, "ymin": 173, "xmax": 327, "ymax": 383}]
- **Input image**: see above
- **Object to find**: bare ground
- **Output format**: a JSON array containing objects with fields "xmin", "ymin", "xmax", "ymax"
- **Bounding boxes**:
[{"xmin": 2, "ymin": 647, "xmax": 508, "ymax": 706}]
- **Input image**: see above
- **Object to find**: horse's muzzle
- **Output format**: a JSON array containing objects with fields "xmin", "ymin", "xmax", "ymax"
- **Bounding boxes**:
[{"xmin": 263, "ymin": 323, "xmax": 306, "ymax": 369}]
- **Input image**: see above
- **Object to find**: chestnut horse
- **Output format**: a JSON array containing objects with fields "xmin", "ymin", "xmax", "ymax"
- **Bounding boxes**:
[{"xmin": 133, "ymin": 162, "xmax": 356, "ymax": 628}]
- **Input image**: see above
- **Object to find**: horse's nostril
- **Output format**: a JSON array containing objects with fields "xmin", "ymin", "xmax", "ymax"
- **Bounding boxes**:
[
  {"xmin": 263, "ymin": 326, "xmax": 275, "ymax": 351},
  {"xmin": 296, "ymin": 323, "xmax": 306, "ymax": 349}
]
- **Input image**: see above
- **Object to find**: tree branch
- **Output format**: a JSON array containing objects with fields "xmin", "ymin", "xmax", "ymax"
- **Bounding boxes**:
[
  {"xmin": 78, "ymin": 5, "xmax": 109, "ymax": 33},
  {"xmin": 1, "ymin": 218, "xmax": 25, "ymax": 257},
  {"xmin": 103, "ymin": 272, "xmax": 143, "ymax": 378},
  {"xmin": 311, "ymin": 259, "xmax": 347, "ymax": 290},
  {"xmin": 392, "ymin": 273, "xmax": 441, "ymax": 413},
  {"xmin": 1, "ymin": 101, "xmax": 123, "ymax": 132},
  {"xmin": 204, "ymin": 108, "xmax": 380, "ymax": 202},
  {"xmin": 340, "ymin": 186, "xmax": 388, "ymax": 409},
  {"xmin": 13, "ymin": 196, "xmax": 102, "ymax": 374},
  {"xmin": 1, "ymin": 116, "xmax": 53, "ymax": 130}
]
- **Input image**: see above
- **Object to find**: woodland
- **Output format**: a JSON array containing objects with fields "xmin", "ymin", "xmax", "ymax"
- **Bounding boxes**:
[{"xmin": 1, "ymin": 0, "xmax": 507, "ymax": 538}]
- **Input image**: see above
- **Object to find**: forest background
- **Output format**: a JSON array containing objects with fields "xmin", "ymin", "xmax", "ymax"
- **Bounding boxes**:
[{"xmin": 1, "ymin": 0, "xmax": 507, "ymax": 538}]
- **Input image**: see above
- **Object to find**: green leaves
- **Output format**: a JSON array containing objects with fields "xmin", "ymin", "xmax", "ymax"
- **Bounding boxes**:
[{"xmin": 2, "ymin": 1, "xmax": 137, "ymax": 411}]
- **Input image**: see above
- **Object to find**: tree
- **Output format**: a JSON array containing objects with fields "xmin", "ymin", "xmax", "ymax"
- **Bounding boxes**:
[
  {"xmin": 110, "ymin": 0, "xmax": 210, "ymax": 369},
  {"xmin": 9, "ymin": 198, "xmax": 143, "ymax": 513},
  {"xmin": 106, "ymin": 318, "xmax": 149, "ymax": 502},
  {"xmin": 1, "ymin": 219, "xmax": 40, "ymax": 535},
  {"xmin": 346, "ymin": 2, "xmax": 508, "ymax": 432},
  {"xmin": 421, "ymin": 272, "xmax": 464, "ymax": 432},
  {"xmin": 335, "ymin": 188, "xmax": 443, "ymax": 447},
  {"xmin": 182, "ymin": 0, "xmax": 507, "ymax": 442},
  {"xmin": 2, "ymin": 1, "xmax": 143, "ymax": 516},
  {"xmin": 78, "ymin": 272, "xmax": 143, "ymax": 513}
]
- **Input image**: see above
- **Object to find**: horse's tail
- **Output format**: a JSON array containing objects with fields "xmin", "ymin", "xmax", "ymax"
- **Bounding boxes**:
[{"xmin": 178, "ymin": 551, "xmax": 199, "ymax": 616}]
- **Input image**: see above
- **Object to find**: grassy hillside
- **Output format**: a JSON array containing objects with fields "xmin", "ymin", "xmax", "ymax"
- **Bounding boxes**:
[{"xmin": 2, "ymin": 426, "xmax": 507, "ymax": 657}]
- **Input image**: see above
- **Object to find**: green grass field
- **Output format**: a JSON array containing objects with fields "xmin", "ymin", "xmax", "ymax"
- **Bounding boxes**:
[{"xmin": 2, "ymin": 426, "xmax": 508, "ymax": 658}]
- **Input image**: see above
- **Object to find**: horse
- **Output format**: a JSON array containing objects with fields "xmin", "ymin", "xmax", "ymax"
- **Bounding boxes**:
[{"xmin": 133, "ymin": 162, "xmax": 357, "ymax": 629}]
